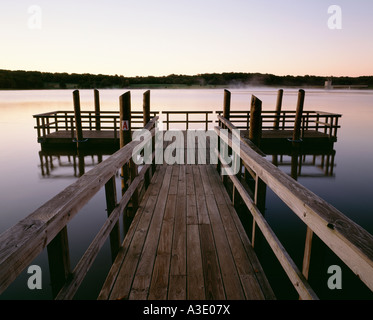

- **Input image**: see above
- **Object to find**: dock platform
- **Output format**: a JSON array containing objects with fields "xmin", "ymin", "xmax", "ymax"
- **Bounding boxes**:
[{"xmin": 98, "ymin": 164, "xmax": 274, "ymax": 300}]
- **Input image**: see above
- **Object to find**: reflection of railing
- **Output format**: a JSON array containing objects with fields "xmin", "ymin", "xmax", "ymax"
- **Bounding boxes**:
[
  {"xmin": 33, "ymin": 111, "xmax": 158, "ymax": 141},
  {"xmin": 216, "ymin": 114, "xmax": 373, "ymax": 299},
  {"xmin": 216, "ymin": 110, "xmax": 341, "ymax": 141}
]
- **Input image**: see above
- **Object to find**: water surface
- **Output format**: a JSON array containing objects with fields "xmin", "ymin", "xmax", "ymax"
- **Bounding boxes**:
[{"xmin": 0, "ymin": 88, "xmax": 372, "ymax": 299}]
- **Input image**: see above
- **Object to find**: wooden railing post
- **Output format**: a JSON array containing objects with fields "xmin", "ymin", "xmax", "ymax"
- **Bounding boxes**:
[
  {"xmin": 94, "ymin": 89, "xmax": 101, "ymax": 131},
  {"xmin": 274, "ymin": 89, "xmax": 283, "ymax": 129},
  {"xmin": 73, "ymin": 90, "xmax": 84, "ymax": 148},
  {"xmin": 119, "ymin": 92, "xmax": 139, "ymax": 220},
  {"xmin": 252, "ymin": 175, "xmax": 266, "ymax": 248},
  {"xmin": 292, "ymin": 89, "xmax": 305, "ymax": 144},
  {"xmin": 47, "ymin": 227, "xmax": 71, "ymax": 298},
  {"xmin": 105, "ymin": 176, "xmax": 120, "ymax": 262},
  {"xmin": 223, "ymin": 89, "xmax": 231, "ymax": 124},
  {"xmin": 302, "ymin": 227, "xmax": 314, "ymax": 280},
  {"xmin": 249, "ymin": 95, "xmax": 262, "ymax": 147},
  {"xmin": 143, "ymin": 90, "xmax": 151, "ymax": 189}
]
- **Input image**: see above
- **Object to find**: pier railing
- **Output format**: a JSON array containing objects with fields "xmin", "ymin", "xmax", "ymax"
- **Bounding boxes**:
[
  {"xmin": 216, "ymin": 110, "xmax": 341, "ymax": 141},
  {"xmin": 33, "ymin": 110, "xmax": 158, "ymax": 141},
  {"xmin": 34, "ymin": 110, "xmax": 215, "ymax": 141},
  {"xmin": 162, "ymin": 111, "xmax": 214, "ymax": 131},
  {"xmin": 216, "ymin": 114, "xmax": 373, "ymax": 299},
  {"xmin": 0, "ymin": 115, "xmax": 158, "ymax": 299}
]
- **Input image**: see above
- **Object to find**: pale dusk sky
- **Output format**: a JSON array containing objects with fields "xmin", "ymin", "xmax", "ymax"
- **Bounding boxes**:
[{"xmin": 1, "ymin": 0, "xmax": 373, "ymax": 77}]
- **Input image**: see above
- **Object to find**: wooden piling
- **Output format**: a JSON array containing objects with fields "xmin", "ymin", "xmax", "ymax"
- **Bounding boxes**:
[
  {"xmin": 143, "ymin": 90, "xmax": 151, "ymax": 126},
  {"xmin": 47, "ymin": 227, "xmax": 71, "ymax": 298},
  {"xmin": 119, "ymin": 92, "xmax": 139, "ymax": 217},
  {"xmin": 252, "ymin": 175, "xmax": 267, "ymax": 248},
  {"xmin": 249, "ymin": 95, "xmax": 262, "ymax": 147},
  {"xmin": 73, "ymin": 90, "xmax": 84, "ymax": 148},
  {"xmin": 143, "ymin": 90, "xmax": 151, "ymax": 189},
  {"xmin": 223, "ymin": 89, "xmax": 231, "ymax": 122},
  {"xmin": 273, "ymin": 89, "xmax": 283, "ymax": 129},
  {"xmin": 292, "ymin": 89, "xmax": 305, "ymax": 143},
  {"xmin": 94, "ymin": 89, "xmax": 101, "ymax": 131},
  {"xmin": 105, "ymin": 176, "xmax": 120, "ymax": 262}
]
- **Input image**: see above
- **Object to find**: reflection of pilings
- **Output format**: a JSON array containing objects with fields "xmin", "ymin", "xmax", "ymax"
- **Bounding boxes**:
[
  {"xmin": 78, "ymin": 151, "xmax": 85, "ymax": 177},
  {"xmin": 271, "ymin": 151, "xmax": 337, "ymax": 178},
  {"xmin": 38, "ymin": 152, "xmax": 107, "ymax": 178},
  {"xmin": 291, "ymin": 151, "xmax": 299, "ymax": 181}
]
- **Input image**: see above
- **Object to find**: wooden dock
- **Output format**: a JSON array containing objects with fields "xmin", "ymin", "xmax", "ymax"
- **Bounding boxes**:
[
  {"xmin": 33, "ymin": 89, "xmax": 341, "ymax": 152},
  {"xmin": 1, "ymin": 89, "xmax": 373, "ymax": 301},
  {"xmin": 98, "ymin": 164, "xmax": 274, "ymax": 300}
]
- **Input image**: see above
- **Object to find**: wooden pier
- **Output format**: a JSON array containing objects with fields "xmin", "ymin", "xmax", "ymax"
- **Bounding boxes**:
[
  {"xmin": 1, "ymin": 89, "xmax": 373, "ymax": 300},
  {"xmin": 98, "ymin": 164, "xmax": 274, "ymax": 300},
  {"xmin": 33, "ymin": 89, "xmax": 341, "ymax": 153}
]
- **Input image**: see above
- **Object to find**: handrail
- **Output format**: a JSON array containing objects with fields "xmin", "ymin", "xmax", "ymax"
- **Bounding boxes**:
[
  {"xmin": 214, "ymin": 119, "xmax": 373, "ymax": 298},
  {"xmin": 215, "ymin": 110, "xmax": 341, "ymax": 139},
  {"xmin": 162, "ymin": 111, "xmax": 213, "ymax": 131},
  {"xmin": 0, "ymin": 116, "xmax": 159, "ymax": 297}
]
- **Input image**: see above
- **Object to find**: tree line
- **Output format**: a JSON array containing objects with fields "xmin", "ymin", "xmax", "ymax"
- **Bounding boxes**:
[{"xmin": 0, "ymin": 69, "xmax": 372, "ymax": 90}]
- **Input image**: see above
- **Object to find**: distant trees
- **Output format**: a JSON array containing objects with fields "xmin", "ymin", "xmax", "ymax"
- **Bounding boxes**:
[{"xmin": 0, "ymin": 69, "xmax": 372, "ymax": 90}]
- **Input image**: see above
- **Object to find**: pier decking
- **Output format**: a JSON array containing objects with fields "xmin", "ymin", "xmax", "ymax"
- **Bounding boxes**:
[{"xmin": 98, "ymin": 164, "xmax": 274, "ymax": 300}]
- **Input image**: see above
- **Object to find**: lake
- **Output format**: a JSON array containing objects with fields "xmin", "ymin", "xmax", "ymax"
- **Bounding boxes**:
[{"xmin": 0, "ymin": 88, "xmax": 372, "ymax": 300}]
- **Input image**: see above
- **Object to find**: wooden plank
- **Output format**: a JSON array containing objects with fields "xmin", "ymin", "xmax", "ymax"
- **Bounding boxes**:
[
  {"xmin": 187, "ymin": 224, "xmax": 205, "ymax": 300},
  {"xmin": 199, "ymin": 224, "xmax": 226, "ymax": 299},
  {"xmin": 148, "ymin": 194, "xmax": 177, "ymax": 299},
  {"xmin": 192, "ymin": 165, "xmax": 210, "ymax": 225},
  {"xmin": 128, "ymin": 166, "xmax": 173, "ymax": 299},
  {"xmin": 99, "ymin": 165, "xmax": 165, "ymax": 300},
  {"xmin": 168, "ymin": 275, "xmax": 186, "ymax": 300},
  {"xmin": 169, "ymin": 165, "xmax": 187, "ymax": 299},
  {"xmin": 206, "ymin": 165, "xmax": 271, "ymax": 299},
  {"xmin": 204, "ymin": 191, "xmax": 246, "ymax": 300},
  {"xmin": 107, "ymin": 194, "xmax": 159, "ymax": 300}
]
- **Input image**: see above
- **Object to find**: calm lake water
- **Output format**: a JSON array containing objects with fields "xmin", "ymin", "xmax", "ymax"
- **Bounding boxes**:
[{"xmin": 0, "ymin": 88, "xmax": 372, "ymax": 300}]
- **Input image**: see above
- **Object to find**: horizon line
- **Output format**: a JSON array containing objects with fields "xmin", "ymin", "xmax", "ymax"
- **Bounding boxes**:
[{"xmin": 2, "ymin": 68, "xmax": 373, "ymax": 79}]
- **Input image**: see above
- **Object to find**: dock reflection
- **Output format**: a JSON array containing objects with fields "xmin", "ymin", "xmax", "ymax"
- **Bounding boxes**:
[
  {"xmin": 38, "ymin": 146, "xmax": 117, "ymax": 178},
  {"xmin": 270, "ymin": 150, "xmax": 336, "ymax": 180}
]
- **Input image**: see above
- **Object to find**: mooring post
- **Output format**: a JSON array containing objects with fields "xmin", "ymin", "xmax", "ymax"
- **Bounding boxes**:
[
  {"xmin": 292, "ymin": 89, "xmax": 305, "ymax": 144},
  {"xmin": 223, "ymin": 89, "xmax": 231, "ymax": 123},
  {"xmin": 143, "ymin": 90, "xmax": 151, "ymax": 125},
  {"xmin": 273, "ymin": 89, "xmax": 283, "ymax": 129},
  {"xmin": 143, "ymin": 90, "xmax": 151, "ymax": 188},
  {"xmin": 73, "ymin": 90, "xmax": 84, "ymax": 148},
  {"xmin": 249, "ymin": 95, "xmax": 262, "ymax": 147},
  {"xmin": 120, "ymin": 92, "xmax": 139, "ymax": 219},
  {"xmin": 120, "ymin": 92, "xmax": 132, "ymax": 192},
  {"xmin": 94, "ymin": 89, "xmax": 101, "ymax": 131}
]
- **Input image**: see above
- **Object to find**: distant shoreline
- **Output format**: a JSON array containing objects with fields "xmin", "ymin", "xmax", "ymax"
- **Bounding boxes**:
[{"xmin": 1, "ymin": 69, "xmax": 372, "ymax": 90}]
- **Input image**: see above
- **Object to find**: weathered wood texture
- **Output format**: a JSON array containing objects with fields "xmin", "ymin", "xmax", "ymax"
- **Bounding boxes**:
[
  {"xmin": 215, "ymin": 125, "xmax": 373, "ymax": 293},
  {"xmin": 99, "ymin": 163, "xmax": 275, "ymax": 300},
  {"xmin": 0, "ymin": 117, "xmax": 158, "ymax": 295}
]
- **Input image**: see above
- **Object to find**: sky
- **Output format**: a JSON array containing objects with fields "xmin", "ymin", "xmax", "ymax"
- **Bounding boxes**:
[{"xmin": 1, "ymin": 0, "xmax": 373, "ymax": 77}]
